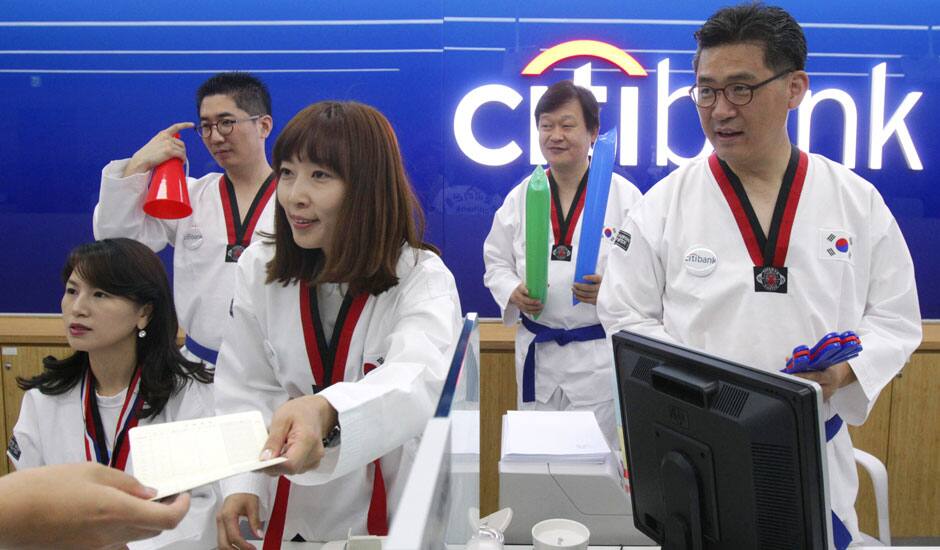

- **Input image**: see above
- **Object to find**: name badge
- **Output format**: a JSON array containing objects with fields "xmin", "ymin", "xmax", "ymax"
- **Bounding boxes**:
[
  {"xmin": 683, "ymin": 247, "xmax": 718, "ymax": 277},
  {"xmin": 182, "ymin": 226, "xmax": 204, "ymax": 250}
]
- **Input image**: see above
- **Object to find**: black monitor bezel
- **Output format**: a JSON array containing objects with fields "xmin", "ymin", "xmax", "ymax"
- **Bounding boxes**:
[{"xmin": 612, "ymin": 329, "xmax": 833, "ymax": 549}]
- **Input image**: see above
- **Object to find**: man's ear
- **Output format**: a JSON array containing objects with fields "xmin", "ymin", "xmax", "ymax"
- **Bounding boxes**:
[
  {"xmin": 259, "ymin": 115, "xmax": 274, "ymax": 139},
  {"xmin": 788, "ymin": 70, "xmax": 810, "ymax": 110}
]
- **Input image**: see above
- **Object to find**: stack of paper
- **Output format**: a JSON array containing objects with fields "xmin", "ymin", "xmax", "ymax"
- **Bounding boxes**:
[
  {"xmin": 129, "ymin": 411, "xmax": 286, "ymax": 499},
  {"xmin": 500, "ymin": 410, "xmax": 610, "ymax": 463}
]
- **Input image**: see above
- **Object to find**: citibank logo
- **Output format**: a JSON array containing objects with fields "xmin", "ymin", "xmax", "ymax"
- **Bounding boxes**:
[
  {"xmin": 453, "ymin": 39, "xmax": 924, "ymax": 171},
  {"xmin": 521, "ymin": 40, "xmax": 648, "ymax": 77}
]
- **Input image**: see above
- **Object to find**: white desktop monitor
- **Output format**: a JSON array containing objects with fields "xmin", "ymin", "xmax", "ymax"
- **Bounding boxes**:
[
  {"xmin": 384, "ymin": 417, "xmax": 453, "ymax": 550},
  {"xmin": 385, "ymin": 313, "xmax": 480, "ymax": 550}
]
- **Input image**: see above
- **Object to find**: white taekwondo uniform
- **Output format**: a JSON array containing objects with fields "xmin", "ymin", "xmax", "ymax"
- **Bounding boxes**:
[
  {"xmin": 7, "ymin": 378, "xmax": 218, "ymax": 550},
  {"xmin": 94, "ymin": 159, "xmax": 276, "ymax": 364},
  {"xmin": 483, "ymin": 169, "xmax": 641, "ymax": 448},
  {"xmin": 214, "ymin": 240, "xmax": 462, "ymax": 543},
  {"xmin": 597, "ymin": 147, "xmax": 922, "ymax": 543}
]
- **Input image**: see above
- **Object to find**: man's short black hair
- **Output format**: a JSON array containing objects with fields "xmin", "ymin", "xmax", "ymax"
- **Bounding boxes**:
[
  {"xmin": 196, "ymin": 72, "xmax": 272, "ymax": 117},
  {"xmin": 534, "ymin": 80, "xmax": 600, "ymax": 133},
  {"xmin": 693, "ymin": 3, "xmax": 807, "ymax": 73}
]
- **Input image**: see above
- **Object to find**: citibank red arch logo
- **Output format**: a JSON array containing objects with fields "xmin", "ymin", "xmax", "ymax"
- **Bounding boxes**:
[{"xmin": 521, "ymin": 40, "xmax": 648, "ymax": 77}]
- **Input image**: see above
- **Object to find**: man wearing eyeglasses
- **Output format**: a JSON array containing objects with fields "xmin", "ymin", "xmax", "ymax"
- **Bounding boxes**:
[
  {"xmin": 597, "ymin": 4, "xmax": 920, "ymax": 546},
  {"xmin": 94, "ymin": 72, "xmax": 277, "ymax": 368}
]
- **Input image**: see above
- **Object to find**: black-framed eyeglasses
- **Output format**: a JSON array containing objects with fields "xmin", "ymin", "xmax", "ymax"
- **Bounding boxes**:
[
  {"xmin": 689, "ymin": 69, "xmax": 793, "ymax": 108},
  {"xmin": 195, "ymin": 115, "xmax": 261, "ymax": 137}
]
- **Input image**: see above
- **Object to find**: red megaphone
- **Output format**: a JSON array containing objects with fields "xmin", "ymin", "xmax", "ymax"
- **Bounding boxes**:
[{"xmin": 143, "ymin": 135, "xmax": 192, "ymax": 219}]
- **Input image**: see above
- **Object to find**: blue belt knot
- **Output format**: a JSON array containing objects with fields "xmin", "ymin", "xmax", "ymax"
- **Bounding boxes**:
[{"xmin": 519, "ymin": 316, "xmax": 605, "ymax": 402}]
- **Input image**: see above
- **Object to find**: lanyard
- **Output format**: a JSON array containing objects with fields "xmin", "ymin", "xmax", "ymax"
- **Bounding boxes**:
[{"xmin": 81, "ymin": 367, "xmax": 143, "ymax": 471}]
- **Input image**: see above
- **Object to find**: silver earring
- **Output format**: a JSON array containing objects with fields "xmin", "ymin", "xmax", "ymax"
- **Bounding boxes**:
[{"xmin": 138, "ymin": 329, "xmax": 147, "ymax": 338}]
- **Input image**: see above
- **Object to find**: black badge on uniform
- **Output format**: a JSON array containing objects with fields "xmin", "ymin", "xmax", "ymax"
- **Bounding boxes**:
[
  {"xmin": 7, "ymin": 435, "xmax": 20, "ymax": 460},
  {"xmin": 551, "ymin": 243, "xmax": 573, "ymax": 262},
  {"xmin": 754, "ymin": 266, "xmax": 788, "ymax": 293},
  {"xmin": 614, "ymin": 230, "xmax": 632, "ymax": 252},
  {"xmin": 225, "ymin": 244, "xmax": 246, "ymax": 263}
]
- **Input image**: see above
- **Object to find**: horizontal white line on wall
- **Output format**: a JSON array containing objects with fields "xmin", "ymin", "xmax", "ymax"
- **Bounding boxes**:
[
  {"xmin": 0, "ymin": 19, "xmax": 442, "ymax": 27},
  {"xmin": 443, "ymin": 17, "xmax": 515, "ymax": 23},
  {"xmin": 0, "ymin": 18, "xmax": 928, "ymax": 31},
  {"xmin": 0, "ymin": 68, "xmax": 401, "ymax": 74},
  {"xmin": 0, "ymin": 49, "xmax": 443, "ymax": 55},
  {"xmin": 443, "ymin": 47, "xmax": 507, "ymax": 52},
  {"xmin": 520, "ymin": 18, "xmax": 928, "ymax": 30}
]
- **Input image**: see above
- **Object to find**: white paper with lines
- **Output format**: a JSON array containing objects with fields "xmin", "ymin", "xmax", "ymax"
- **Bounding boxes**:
[{"xmin": 129, "ymin": 411, "xmax": 286, "ymax": 499}]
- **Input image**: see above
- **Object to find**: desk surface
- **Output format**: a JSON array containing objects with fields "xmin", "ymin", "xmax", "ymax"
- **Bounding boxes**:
[{"xmin": 262, "ymin": 544, "xmax": 932, "ymax": 549}]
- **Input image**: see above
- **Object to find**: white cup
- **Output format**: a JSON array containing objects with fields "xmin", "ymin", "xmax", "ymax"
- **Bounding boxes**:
[{"xmin": 531, "ymin": 518, "xmax": 590, "ymax": 550}]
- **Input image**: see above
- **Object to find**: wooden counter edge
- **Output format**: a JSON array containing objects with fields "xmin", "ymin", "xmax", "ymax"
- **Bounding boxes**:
[{"xmin": 3, "ymin": 315, "xmax": 940, "ymax": 352}]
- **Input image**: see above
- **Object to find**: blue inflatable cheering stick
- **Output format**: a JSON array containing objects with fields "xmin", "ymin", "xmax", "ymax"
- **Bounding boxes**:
[{"xmin": 572, "ymin": 127, "xmax": 617, "ymax": 305}]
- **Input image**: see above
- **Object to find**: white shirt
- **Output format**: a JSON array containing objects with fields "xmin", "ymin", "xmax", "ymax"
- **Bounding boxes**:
[{"xmin": 95, "ymin": 389, "xmax": 126, "ymax": 452}]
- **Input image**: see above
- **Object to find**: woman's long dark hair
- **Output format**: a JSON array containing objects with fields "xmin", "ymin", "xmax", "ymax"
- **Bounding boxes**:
[
  {"xmin": 17, "ymin": 238, "xmax": 212, "ymax": 419},
  {"xmin": 265, "ymin": 101, "xmax": 438, "ymax": 295}
]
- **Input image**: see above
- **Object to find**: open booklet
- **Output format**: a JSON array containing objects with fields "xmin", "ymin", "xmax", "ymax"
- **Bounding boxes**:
[{"xmin": 129, "ymin": 411, "xmax": 287, "ymax": 500}]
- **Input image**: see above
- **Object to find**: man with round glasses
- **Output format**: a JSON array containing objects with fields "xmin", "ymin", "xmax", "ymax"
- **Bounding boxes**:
[
  {"xmin": 94, "ymin": 72, "xmax": 277, "ymax": 368},
  {"xmin": 598, "ymin": 3, "xmax": 920, "ymax": 546}
]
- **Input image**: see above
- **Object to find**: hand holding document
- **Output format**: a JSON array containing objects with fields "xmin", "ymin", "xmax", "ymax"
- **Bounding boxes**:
[{"xmin": 129, "ymin": 411, "xmax": 286, "ymax": 499}]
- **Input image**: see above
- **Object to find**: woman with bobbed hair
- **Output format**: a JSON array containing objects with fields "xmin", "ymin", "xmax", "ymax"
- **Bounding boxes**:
[
  {"xmin": 9, "ymin": 237, "xmax": 218, "ymax": 549},
  {"xmin": 214, "ymin": 101, "xmax": 461, "ymax": 548}
]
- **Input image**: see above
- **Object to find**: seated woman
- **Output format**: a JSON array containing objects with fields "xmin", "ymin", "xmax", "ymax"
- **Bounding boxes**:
[
  {"xmin": 214, "ymin": 101, "xmax": 462, "ymax": 548},
  {"xmin": 8, "ymin": 237, "xmax": 217, "ymax": 549}
]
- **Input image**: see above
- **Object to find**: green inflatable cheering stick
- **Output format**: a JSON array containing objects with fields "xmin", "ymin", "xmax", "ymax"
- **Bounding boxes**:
[{"xmin": 525, "ymin": 166, "xmax": 550, "ymax": 318}]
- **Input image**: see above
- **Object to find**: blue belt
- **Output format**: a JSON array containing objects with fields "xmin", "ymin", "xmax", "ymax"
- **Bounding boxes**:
[
  {"xmin": 824, "ymin": 413, "xmax": 852, "ymax": 550},
  {"xmin": 520, "ymin": 316, "xmax": 606, "ymax": 403},
  {"xmin": 184, "ymin": 335, "xmax": 219, "ymax": 365}
]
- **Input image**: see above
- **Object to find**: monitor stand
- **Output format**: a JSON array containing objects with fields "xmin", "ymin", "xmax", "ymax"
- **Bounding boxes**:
[{"xmin": 661, "ymin": 450, "xmax": 704, "ymax": 550}]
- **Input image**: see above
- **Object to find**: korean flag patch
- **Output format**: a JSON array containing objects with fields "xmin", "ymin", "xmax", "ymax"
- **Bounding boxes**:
[{"xmin": 819, "ymin": 229, "xmax": 855, "ymax": 263}]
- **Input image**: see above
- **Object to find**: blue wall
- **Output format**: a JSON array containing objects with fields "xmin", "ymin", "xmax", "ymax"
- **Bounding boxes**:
[{"xmin": 2, "ymin": 1, "xmax": 938, "ymax": 318}]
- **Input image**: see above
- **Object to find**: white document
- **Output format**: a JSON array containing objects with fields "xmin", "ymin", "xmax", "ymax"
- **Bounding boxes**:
[
  {"xmin": 129, "ymin": 411, "xmax": 286, "ymax": 499},
  {"xmin": 450, "ymin": 409, "xmax": 480, "ymax": 455},
  {"xmin": 501, "ymin": 410, "xmax": 610, "ymax": 463}
]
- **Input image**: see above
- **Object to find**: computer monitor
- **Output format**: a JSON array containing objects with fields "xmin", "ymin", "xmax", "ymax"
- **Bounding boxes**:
[
  {"xmin": 612, "ymin": 330, "xmax": 834, "ymax": 550},
  {"xmin": 385, "ymin": 313, "xmax": 480, "ymax": 550}
]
